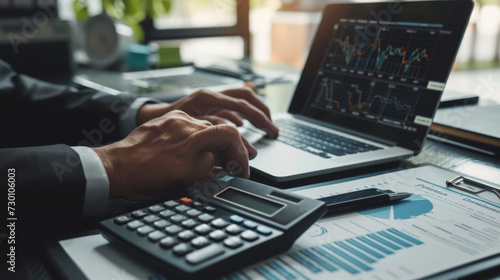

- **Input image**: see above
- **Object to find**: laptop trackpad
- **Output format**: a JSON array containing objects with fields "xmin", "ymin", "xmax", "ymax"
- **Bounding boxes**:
[
  {"xmin": 238, "ymin": 126, "xmax": 266, "ymax": 145},
  {"xmin": 249, "ymin": 138, "xmax": 337, "ymax": 178}
]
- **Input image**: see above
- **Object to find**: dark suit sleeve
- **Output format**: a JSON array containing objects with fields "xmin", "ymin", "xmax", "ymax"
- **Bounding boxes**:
[
  {"xmin": 1, "ymin": 144, "xmax": 88, "ymax": 233},
  {"xmin": 0, "ymin": 59, "xmax": 139, "ymax": 148}
]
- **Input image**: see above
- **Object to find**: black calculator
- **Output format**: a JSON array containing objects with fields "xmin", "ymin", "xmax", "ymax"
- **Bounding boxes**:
[{"xmin": 99, "ymin": 174, "xmax": 326, "ymax": 279}]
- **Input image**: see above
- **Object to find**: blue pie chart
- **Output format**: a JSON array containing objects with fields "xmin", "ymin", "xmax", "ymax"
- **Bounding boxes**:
[{"xmin": 359, "ymin": 194, "xmax": 433, "ymax": 220}]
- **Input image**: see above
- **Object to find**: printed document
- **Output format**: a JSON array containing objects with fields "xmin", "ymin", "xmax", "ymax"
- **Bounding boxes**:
[{"xmin": 227, "ymin": 165, "xmax": 500, "ymax": 280}]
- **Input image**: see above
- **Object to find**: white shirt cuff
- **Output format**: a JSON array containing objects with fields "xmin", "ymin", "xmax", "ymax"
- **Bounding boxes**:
[
  {"xmin": 71, "ymin": 146, "xmax": 110, "ymax": 218},
  {"xmin": 120, "ymin": 97, "xmax": 161, "ymax": 137}
]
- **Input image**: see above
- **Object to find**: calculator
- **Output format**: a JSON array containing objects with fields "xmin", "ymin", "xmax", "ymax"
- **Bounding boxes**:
[{"xmin": 99, "ymin": 174, "xmax": 326, "ymax": 279}]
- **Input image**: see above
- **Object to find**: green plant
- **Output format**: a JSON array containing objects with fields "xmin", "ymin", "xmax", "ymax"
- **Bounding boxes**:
[{"xmin": 73, "ymin": 0, "xmax": 171, "ymax": 42}]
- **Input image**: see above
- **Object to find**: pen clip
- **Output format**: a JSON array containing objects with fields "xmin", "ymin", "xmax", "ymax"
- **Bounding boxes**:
[{"xmin": 446, "ymin": 176, "xmax": 500, "ymax": 200}]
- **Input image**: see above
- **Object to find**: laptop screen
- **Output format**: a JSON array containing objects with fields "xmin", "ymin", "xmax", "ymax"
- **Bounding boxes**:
[{"xmin": 289, "ymin": 0, "xmax": 473, "ymax": 152}]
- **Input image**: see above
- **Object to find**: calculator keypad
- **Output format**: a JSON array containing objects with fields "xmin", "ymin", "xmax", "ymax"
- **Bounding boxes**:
[{"xmin": 111, "ymin": 197, "xmax": 279, "ymax": 266}]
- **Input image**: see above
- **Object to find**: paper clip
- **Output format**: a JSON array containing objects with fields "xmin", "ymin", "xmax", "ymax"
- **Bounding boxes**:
[{"xmin": 446, "ymin": 176, "xmax": 500, "ymax": 200}]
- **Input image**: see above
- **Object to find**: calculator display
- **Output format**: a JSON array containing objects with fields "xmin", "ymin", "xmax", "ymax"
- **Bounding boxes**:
[{"xmin": 216, "ymin": 187, "xmax": 284, "ymax": 216}]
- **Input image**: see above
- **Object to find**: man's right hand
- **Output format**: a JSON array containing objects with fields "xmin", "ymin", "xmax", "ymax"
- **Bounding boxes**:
[
  {"xmin": 93, "ymin": 110, "xmax": 256, "ymax": 200},
  {"xmin": 136, "ymin": 87, "xmax": 279, "ymax": 139}
]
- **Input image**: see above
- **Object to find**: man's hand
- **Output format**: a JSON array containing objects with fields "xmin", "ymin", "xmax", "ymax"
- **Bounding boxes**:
[
  {"xmin": 136, "ymin": 87, "xmax": 279, "ymax": 138},
  {"xmin": 93, "ymin": 110, "xmax": 256, "ymax": 200}
]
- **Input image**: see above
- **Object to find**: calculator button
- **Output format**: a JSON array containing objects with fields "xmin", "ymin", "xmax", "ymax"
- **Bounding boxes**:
[
  {"xmin": 175, "ymin": 205, "xmax": 191, "ymax": 213},
  {"xmin": 256, "ymin": 226, "xmax": 272, "ymax": 236},
  {"xmin": 229, "ymin": 215, "xmax": 244, "ymax": 224},
  {"xmin": 148, "ymin": 204, "xmax": 165, "ymax": 213},
  {"xmin": 165, "ymin": 224, "xmax": 183, "ymax": 235},
  {"xmin": 198, "ymin": 213, "xmax": 215, "ymax": 223},
  {"xmin": 159, "ymin": 209, "xmax": 176, "ymax": 219},
  {"xmin": 178, "ymin": 230, "xmax": 197, "ymax": 242},
  {"xmin": 194, "ymin": 224, "xmax": 213, "ymax": 235},
  {"xmin": 209, "ymin": 230, "xmax": 227, "ymax": 241},
  {"xmin": 240, "ymin": 230, "xmax": 259, "ymax": 242},
  {"xmin": 203, "ymin": 206, "xmax": 217, "ymax": 213},
  {"xmin": 127, "ymin": 220, "xmax": 144, "ymax": 230},
  {"xmin": 160, "ymin": 236, "xmax": 179, "ymax": 249},
  {"xmin": 114, "ymin": 216, "xmax": 131, "ymax": 225},
  {"xmin": 181, "ymin": 219, "xmax": 199, "ymax": 229},
  {"xmin": 137, "ymin": 225, "xmax": 155, "ymax": 236},
  {"xmin": 191, "ymin": 201, "xmax": 204, "ymax": 209},
  {"xmin": 186, "ymin": 209, "xmax": 202, "ymax": 217},
  {"xmin": 178, "ymin": 197, "xmax": 193, "ymax": 205},
  {"xmin": 132, "ymin": 209, "xmax": 149, "ymax": 218},
  {"xmin": 148, "ymin": 230, "xmax": 167, "ymax": 242},
  {"xmin": 225, "ymin": 224, "xmax": 244, "ymax": 235},
  {"xmin": 191, "ymin": 236, "xmax": 211, "ymax": 249},
  {"xmin": 185, "ymin": 244, "xmax": 225, "ymax": 264},
  {"xmin": 164, "ymin": 200, "xmax": 180, "ymax": 208},
  {"xmin": 211, "ymin": 218, "xmax": 228, "ymax": 228},
  {"xmin": 143, "ymin": 214, "xmax": 160, "ymax": 224},
  {"xmin": 153, "ymin": 219, "xmax": 171, "ymax": 229},
  {"xmin": 224, "ymin": 237, "xmax": 243, "ymax": 249},
  {"xmin": 170, "ymin": 214, "xmax": 188, "ymax": 223},
  {"xmin": 173, "ymin": 243, "xmax": 193, "ymax": 256},
  {"xmin": 243, "ymin": 220, "xmax": 258, "ymax": 229}
]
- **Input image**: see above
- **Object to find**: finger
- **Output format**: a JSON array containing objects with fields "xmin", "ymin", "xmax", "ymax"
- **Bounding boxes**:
[
  {"xmin": 161, "ymin": 110, "xmax": 213, "ymax": 128},
  {"xmin": 240, "ymin": 135, "xmax": 257, "ymax": 160},
  {"xmin": 186, "ymin": 111, "xmax": 255, "ymax": 159},
  {"xmin": 221, "ymin": 87, "xmax": 272, "ymax": 120},
  {"xmin": 196, "ymin": 90, "xmax": 279, "ymax": 138},
  {"xmin": 197, "ymin": 115, "xmax": 229, "ymax": 125},
  {"xmin": 190, "ymin": 124, "xmax": 250, "ymax": 178},
  {"xmin": 195, "ymin": 119, "xmax": 213, "ymax": 127},
  {"xmin": 215, "ymin": 110, "xmax": 244, "ymax": 126}
]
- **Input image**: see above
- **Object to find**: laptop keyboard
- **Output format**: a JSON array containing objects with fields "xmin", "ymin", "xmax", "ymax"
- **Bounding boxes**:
[{"xmin": 275, "ymin": 119, "xmax": 381, "ymax": 158}]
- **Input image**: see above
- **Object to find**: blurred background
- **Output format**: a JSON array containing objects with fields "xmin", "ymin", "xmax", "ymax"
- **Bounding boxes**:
[
  {"xmin": 64, "ymin": 0, "xmax": 500, "ymax": 69},
  {"xmin": 0, "ymin": 0, "xmax": 499, "ymax": 79}
]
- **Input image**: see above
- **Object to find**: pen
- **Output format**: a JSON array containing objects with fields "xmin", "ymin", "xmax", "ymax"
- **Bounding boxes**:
[{"xmin": 317, "ymin": 188, "xmax": 412, "ymax": 215}]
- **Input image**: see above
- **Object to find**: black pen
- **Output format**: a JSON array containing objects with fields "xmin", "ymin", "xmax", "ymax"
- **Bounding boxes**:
[{"xmin": 317, "ymin": 188, "xmax": 412, "ymax": 215}]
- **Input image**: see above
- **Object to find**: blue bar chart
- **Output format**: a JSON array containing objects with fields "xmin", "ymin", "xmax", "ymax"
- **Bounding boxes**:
[{"xmin": 221, "ymin": 228, "xmax": 424, "ymax": 280}]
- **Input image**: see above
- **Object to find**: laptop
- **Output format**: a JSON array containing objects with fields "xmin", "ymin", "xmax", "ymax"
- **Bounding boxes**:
[{"xmin": 240, "ymin": 0, "xmax": 473, "ymax": 182}]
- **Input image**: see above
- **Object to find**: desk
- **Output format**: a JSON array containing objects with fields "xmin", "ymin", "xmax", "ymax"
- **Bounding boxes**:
[{"xmin": 8, "ymin": 68, "xmax": 500, "ymax": 280}]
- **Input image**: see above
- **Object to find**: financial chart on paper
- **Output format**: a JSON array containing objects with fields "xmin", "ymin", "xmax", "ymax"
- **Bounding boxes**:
[
  {"xmin": 223, "ymin": 166, "xmax": 500, "ymax": 280},
  {"xmin": 307, "ymin": 19, "xmax": 450, "ymax": 131}
]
